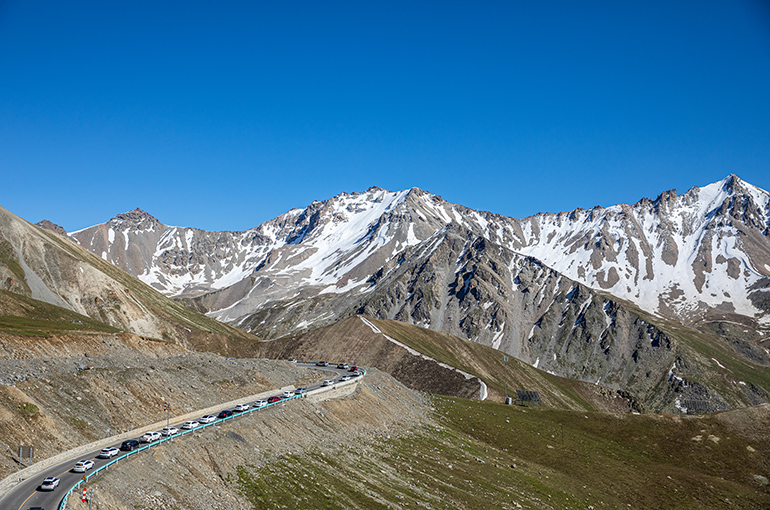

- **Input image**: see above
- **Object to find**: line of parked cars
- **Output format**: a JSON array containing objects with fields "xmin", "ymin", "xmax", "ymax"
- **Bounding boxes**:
[{"xmin": 40, "ymin": 362, "xmax": 364, "ymax": 492}]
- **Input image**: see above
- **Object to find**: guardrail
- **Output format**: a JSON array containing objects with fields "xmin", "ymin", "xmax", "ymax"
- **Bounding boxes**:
[
  {"xmin": 57, "ymin": 367, "xmax": 366, "ymax": 510},
  {"xmin": 57, "ymin": 393, "xmax": 302, "ymax": 510}
]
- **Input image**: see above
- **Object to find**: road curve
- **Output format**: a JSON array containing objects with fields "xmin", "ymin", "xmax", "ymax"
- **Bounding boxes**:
[{"xmin": 0, "ymin": 363, "xmax": 360, "ymax": 510}]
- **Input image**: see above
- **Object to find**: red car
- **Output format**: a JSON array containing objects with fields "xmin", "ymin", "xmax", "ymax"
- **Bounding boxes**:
[
  {"xmin": 267, "ymin": 396, "xmax": 282, "ymax": 404},
  {"xmin": 348, "ymin": 366, "xmax": 358, "ymax": 372}
]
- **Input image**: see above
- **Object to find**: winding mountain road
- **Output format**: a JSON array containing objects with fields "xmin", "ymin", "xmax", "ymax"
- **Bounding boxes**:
[{"xmin": 0, "ymin": 363, "xmax": 358, "ymax": 510}]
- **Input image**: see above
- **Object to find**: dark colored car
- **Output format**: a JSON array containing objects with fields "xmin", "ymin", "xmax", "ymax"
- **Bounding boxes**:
[
  {"xmin": 120, "ymin": 439, "xmax": 140, "ymax": 451},
  {"xmin": 267, "ymin": 396, "xmax": 282, "ymax": 404},
  {"xmin": 217, "ymin": 409, "xmax": 234, "ymax": 419},
  {"xmin": 316, "ymin": 361, "xmax": 329, "ymax": 367}
]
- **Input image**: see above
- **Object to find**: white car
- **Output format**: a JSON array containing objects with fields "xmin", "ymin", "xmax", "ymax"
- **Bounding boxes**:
[
  {"xmin": 161, "ymin": 426, "xmax": 179, "ymax": 436},
  {"xmin": 322, "ymin": 379, "xmax": 334, "ymax": 387},
  {"xmin": 234, "ymin": 403, "xmax": 250, "ymax": 412},
  {"xmin": 282, "ymin": 391, "xmax": 295, "ymax": 398},
  {"xmin": 200, "ymin": 415, "xmax": 216, "ymax": 423},
  {"xmin": 181, "ymin": 421, "xmax": 200, "ymax": 430},
  {"xmin": 140, "ymin": 431, "xmax": 161, "ymax": 443},
  {"xmin": 98, "ymin": 447, "xmax": 119, "ymax": 459},
  {"xmin": 339, "ymin": 375, "xmax": 351, "ymax": 382},
  {"xmin": 40, "ymin": 477, "xmax": 60, "ymax": 491},
  {"xmin": 253, "ymin": 400, "xmax": 267, "ymax": 408},
  {"xmin": 72, "ymin": 460, "xmax": 94, "ymax": 473}
]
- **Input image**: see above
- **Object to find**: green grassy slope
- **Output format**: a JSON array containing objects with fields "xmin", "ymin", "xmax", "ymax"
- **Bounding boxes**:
[
  {"xmin": 232, "ymin": 396, "xmax": 770, "ymax": 509},
  {"xmin": 0, "ymin": 289, "xmax": 120, "ymax": 336}
]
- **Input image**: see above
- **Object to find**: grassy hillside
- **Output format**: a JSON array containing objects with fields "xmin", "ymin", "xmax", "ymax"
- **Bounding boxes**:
[
  {"xmin": 0, "ymin": 290, "xmax": 120, "ymax": 336},
  {"xmin": 232, "ymin": 396, "xmax": 770, "ymax": 509}
]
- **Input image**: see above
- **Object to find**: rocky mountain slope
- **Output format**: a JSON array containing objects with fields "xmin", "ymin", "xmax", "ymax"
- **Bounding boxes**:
[
  {"xmin": 68, "ymin": 175, "xmax": 770, "ymax": 331},
  {"xmin": 0, "ymin": 205, "xmax": 258, "ymax": 350}
]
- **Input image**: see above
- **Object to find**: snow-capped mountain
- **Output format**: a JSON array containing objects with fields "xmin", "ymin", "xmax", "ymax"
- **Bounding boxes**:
[
  {"xmin": 64, "ymin": 175, "xmax": 770, "ymax": 412},
  {"xmin": 70, "ymin": 175, "xmax": 770, "ymax": 330}
]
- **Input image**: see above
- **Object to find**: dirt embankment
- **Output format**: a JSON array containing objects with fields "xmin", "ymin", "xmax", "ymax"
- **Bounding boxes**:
[
  {"xmin": 0, "ymin": 331, "xmax": 314, "ymax": 480},
  {"xmin": 92, "ymin": 369, "xmax": 430, "ymax": 510}
]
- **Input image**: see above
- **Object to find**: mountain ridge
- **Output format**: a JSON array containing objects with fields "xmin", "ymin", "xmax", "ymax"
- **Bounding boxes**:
[{"xmin": 68, "ymin": 174, "xmax": 770, "ymax": 329}]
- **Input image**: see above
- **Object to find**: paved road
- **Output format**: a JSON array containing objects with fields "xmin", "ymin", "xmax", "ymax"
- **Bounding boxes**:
[{"xmin": 0, "ymin": 362, "xmax": 358, "ymax": 510}]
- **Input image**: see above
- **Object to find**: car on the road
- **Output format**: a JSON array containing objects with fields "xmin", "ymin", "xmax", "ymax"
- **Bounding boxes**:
[
  {"xmin": 120, "ymin": 439, "xmax": 140, "ymax": 451},
  {"xmin": 234, "ymin": 403, "xmax": 250, "ymax": 412},
  {"xmin": 161, "ymin": 426, "xmax": 179, "ymax": 436},
  {"xmin": 72, "ymin": 459, "xmax": 94, "ymax": 473},
  {"xmin": 253, "ymin": 399, "xmax": 267, "ymax": 408},
  {"xmin": 295, "ymin": 387, "xmax": 308, "ymax": 394},
  {"xmin": 337, "ymin": 363, "xmax": 349, "ymax": 369},
  {"xmin": 267, "ymin": 396, "xmax": 281, "ymax": 403},
  {"xmin": 348, "ymin": 366, "xmax": 358, "ymax": 372},
  {"xmin": 339, "ymin": 375, "xmax": 351, "ymax": 382},
  {"xmin": 282, "ymin": 390, "xmax": 295, "ymax": 398},
  {"xmin": 28, "ymin": 507, "xmax": 44, "ymax": 510},
  {"xmin": 351, "ymin": 370, "xmax": 362, "ymax": 377},
  {"xmin": 181, "ymin": 421, "xmax": 200, "ymax": 430},
  {"xmin": 288, "ymin": 358, "xmax": 298, "ymax": 363},
  {"xmin": 200, "ymin": 415, "xmax": 216, "ymax": 423},
  {"xmin": 322, "ymin": 379, "xmax": 334, "ymax": 387},
  {"xmin": 316, "ymin": 361, "xmax": 329, "ymax": 367},
  {"xmin": 39, "ymin": 477, "xmax": 60, "ymax": 491},
  {"xmin": 217, "ymin": 409, "xmax": 234, "ymax": 419},
  {"xmin": 98, "ymin": 446, "xmax": 120, "ymax": 458},
  {"xmin": 140, "ymin": 431, "xmax": 161, "ymax": 443}
]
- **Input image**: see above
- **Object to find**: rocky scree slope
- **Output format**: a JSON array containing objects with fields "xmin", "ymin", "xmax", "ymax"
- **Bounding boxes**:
[
  {"xmin": 0, "ymin": 329, "xmax": 312, "ymax": 481},
  {"xmin": 90, "ymin": 369, "xmax": 431, "ymax": 510}
]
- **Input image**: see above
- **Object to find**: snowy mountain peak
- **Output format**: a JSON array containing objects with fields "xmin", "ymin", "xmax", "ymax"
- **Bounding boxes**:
[{"xmin": 69, "ymin": 175, "xmax": 770, "ymax": 329}]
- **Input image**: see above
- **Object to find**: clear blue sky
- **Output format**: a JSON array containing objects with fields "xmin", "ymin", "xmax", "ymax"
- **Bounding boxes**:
[{"xmin": 1, "ymin": 1, "xmax": 769, "ymax": 231}]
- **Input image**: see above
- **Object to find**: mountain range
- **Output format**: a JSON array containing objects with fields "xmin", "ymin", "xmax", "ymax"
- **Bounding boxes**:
[{"xmin": 49, "ymin": 174, "xmax": 770, "ymax": 412}]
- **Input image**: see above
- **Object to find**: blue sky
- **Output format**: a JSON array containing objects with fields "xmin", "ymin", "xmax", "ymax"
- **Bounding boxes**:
[{"xmin": 1, "ymin": 1, "xmax": 769, "ymax": 231}]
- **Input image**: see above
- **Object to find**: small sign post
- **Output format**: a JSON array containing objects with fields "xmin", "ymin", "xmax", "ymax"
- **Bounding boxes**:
[{"xmin": 18, "ymin": 445, "xmax": 33, "ymax": 467}]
